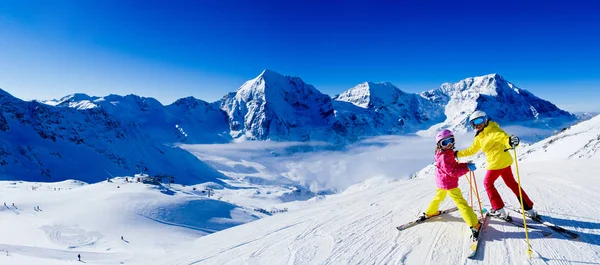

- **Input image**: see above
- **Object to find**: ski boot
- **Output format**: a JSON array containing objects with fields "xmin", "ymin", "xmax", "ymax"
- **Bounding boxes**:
[
  {"xmin": 470, "ymin": 221, "xmax": 482, "ymax": 241},
  {"xmin": 489, "ymin": 207, "xmax": 511, "ymax": 221},
  {"xmin": 418, "ymin": 211, "xmax": 441, "ymax": 221}
]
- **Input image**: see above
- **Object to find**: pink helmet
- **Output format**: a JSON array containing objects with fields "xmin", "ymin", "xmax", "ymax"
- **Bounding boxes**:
[{"xmin": 435, "ymin": 129, "xmax": 454, "ymax": 143}]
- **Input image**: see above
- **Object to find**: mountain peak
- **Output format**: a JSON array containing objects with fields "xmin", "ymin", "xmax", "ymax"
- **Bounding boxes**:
[
  {"xmin": 258, "ymin": 69, "xmax": 284, "ymax": 79},
  {"xmin": 58, "ymin": 93, "xmax": 97, "ymax": 103},
  {"xmin": 221, "ymin": 69, "xmax": 335, "ymax": 141},
  {"xmin": 235, "ymin": 69, "xmax": 314, "ymax": 101},
  {"xmin": 437, "ymin": 73, "xmax": 515, "ymax": 97},
  {"xmin": 421, "ymin": 73, "xmax": 576, "ymax": 135},
  {"xmin": 482, "ymin": 73, "xmax": 502, "ymax": 79},
  {"xmin": 334, "ymin": 81, "xmax": 403, "ymax": 109}
]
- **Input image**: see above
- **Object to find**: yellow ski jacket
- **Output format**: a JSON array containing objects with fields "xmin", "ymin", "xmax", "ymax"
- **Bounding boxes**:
[{"xmin": 457, "ymin": 121, "xmax": 514, "ymax": 170}]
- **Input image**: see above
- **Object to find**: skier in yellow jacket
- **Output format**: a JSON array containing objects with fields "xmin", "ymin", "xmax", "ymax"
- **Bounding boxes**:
[{"xmin": 456, "ymin": 110, "xmax": 537, "ymax": 220}]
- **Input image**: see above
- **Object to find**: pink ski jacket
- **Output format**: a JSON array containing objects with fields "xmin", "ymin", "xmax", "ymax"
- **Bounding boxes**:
[{"xmin": 434, "ymin": 149, "xmax": 469, "ymax": 190}]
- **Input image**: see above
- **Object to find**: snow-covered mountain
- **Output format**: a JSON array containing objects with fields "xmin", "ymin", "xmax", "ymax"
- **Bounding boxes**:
[
  {"xmin": 42, "ymin": 93, "xmax": 101, "ymax": 109},
  {"xmin": 1, "ymin": 93, "xmax": 598, "ymax": 264},
  {"xmin": 332, "ymin": 82, "xmax": 445, "ymax": 140},
  {"xmin": 219, "ymin": 69, "xmax": 337, "ymax": 142},
  {"xmin": 6, "ymin": 71, "xmax": 580, "ymax": 182},
  {"xmin": 575, "ymin": 112, "xmax": 598, "ymax": 121},
  {"xmin": 38, "ymin": 71, "xmax": 577, "ymax": 144},
  {"xmin": 44, "ymin": 93, "xmax": 232, "ymax": 144},
  {"xmin": 420, "ymin": 74, "xmax": 576, "ymax": 135},
  {"xmin": 0, "ymin": 89, "xmax": 225, "ymax": 184},
  {"xmin": 519, "ymin": 114, "xmax": 600, "ymax": 161}
]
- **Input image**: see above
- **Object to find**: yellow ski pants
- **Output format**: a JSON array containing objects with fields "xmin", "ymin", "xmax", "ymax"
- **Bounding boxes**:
[{"xmin": 425, "ymin": 187, "xmax": 479, "ymax": 227}]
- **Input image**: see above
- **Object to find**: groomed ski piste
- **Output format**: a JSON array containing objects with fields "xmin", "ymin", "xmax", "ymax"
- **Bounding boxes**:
[
  {"xmin": 163, "ymin": 116, "xmax": 600, "ymax": 265},
  {"xmin": 163, "ymin": 160, "xmax": 600, "ymax": 265},
  {"xmin": 1, "ymin": 115, "xmax": 599, "ymax": 264}
]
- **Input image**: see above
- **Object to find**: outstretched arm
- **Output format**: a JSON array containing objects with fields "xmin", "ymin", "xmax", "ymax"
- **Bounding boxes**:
[{"xmin": 457, "ymin": 138, "xmax": 480, "ymax": 158}]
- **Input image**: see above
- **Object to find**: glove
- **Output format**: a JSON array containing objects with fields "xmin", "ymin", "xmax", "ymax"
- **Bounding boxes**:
[
  {"xmin": 509, "ymin": 135, "xmax": 520, "ymax": 148},
  {"xmin": 467, "ymin": 163, "xmax": 477, "ymax": 171}
]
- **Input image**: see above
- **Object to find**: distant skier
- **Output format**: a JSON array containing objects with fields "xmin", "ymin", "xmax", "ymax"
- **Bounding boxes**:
[
  {"xmin": 422, "ymin": 129, "xmax": 482, "ymax": 239},
  {"xmin": 78, "ymin": 254, "xmax": 81, "ymax": 261},
  {"xmin": 456, "ymin": 110, "xmax": 537, "ymax": 219},
  {"xmin": 121, "ymin": 236, "xmax": 124, "ymax": 240}
]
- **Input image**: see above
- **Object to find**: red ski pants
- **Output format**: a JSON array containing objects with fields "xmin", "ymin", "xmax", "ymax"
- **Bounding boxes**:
[{"xmin": 484, "ymin": 166, "xmax": 534, "ymax": 211}]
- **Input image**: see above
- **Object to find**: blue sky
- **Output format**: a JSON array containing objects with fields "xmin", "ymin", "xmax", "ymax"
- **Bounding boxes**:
[{"xmin": 1, "ymin": 0, "xmax": 599, "ymax": 112}]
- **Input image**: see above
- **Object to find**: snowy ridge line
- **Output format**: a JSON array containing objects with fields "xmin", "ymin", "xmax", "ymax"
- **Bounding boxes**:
[{"xmin": 20, "ymin": 70, "xmax": 576, "ymax": 144}]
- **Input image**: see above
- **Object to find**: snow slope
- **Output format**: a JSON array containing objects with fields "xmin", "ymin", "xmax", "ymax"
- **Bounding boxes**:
[
  {"xmin": 162, "ymin": 156, "xmax": 600, "ymax": 264},
  {"xmin": 420, "ymin": 74, "xmax": 576, "ymax": 136},
  {"xmin": 157, "ymin": 116, "xmax": 600, "ymax": 265},
  {"xmin": 519, "ymin": 114, "xmax": 600, "ymax": 161},
  {"xmin": 0, "ymin": 89, "xmax": 225, "ymax": 184},
  {"xmin": 1, "ymin": 112, "xmax": 599, "ymax": 264},
  {"xmin": 0, "ymin": 178, "xmax": 259, "ymax": 265},
  {"xmin": 161, "ymin": 158, "xmax": 600, "ymax": 265}
]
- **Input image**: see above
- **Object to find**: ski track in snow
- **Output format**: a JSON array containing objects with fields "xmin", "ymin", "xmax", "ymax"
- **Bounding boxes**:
[{"xmin": 41, "ymin": 224, "xmax": 103, "ymax": 248}]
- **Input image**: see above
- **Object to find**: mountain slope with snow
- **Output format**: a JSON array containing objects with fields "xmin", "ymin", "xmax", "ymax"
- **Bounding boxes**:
[
  {"xmin": 333, "ymin": 82, "xmax": 445, "ymax": 139},
  {"xmin": 45, "ymin": 93, "xmax": 232, "ymax": 144},
  {"xmin": 0, "ymin": 178, "xmax": 259, "ymax": 264},
  {"xmin": 420, "ymin": 74, "xmax": 576, "ymax": 135},
  {"xmin": 0, "ymin": 89, "xmax": 225, "ymax": 184},
  {"xmin": 1, "ymin": 93, "xmax": 598, "ymax": 264},
  {"xmin": 219, "ymin": 69, "xmax": 337, "ymax": 142},
  {"xmin": 519, "ymin": 114, "xmax": 600, "ymax": 161},
  {"xmin": 5, "ymin": 71, "xmax": 579, "ymax": 182},
  {"xmin": 37, "ymin": 71, "xmax": 576, "ymax": 144},
  {"xmin": 42, "ymin": 93, "xmax": 101, "ymax": 110}
]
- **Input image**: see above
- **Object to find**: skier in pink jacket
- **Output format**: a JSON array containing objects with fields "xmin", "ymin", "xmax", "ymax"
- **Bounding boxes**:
[{"xmin": 422, "ymin": 129, "xmax": 482, "ymax": 239}]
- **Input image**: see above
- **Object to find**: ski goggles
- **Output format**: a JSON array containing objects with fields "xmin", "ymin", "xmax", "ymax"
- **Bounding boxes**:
[
  {"xmin": 470, "ymin": 117, "xmax": 486, "ymax": 127},
  {"xmin": 440, "ymin": 137, "xmax": 455, "ymax": 147}
]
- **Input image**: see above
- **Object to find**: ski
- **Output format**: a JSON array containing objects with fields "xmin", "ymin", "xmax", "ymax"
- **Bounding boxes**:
[
  {"xmin": 505, "ymin": 206, "xmax": 580, "ymax": 240},
  {"xmin": 396, "ymin": 207, "xmax": 459, "ymax": 231},
  {"xmin": 467, "ymin": 214, "xmax": 491, "ymax": 259},
  {"xmin": 488, "ymin": 213, "xmax": 552, "ymax": 237}
]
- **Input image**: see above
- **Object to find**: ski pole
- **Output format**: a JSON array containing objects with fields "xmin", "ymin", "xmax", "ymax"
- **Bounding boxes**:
[
  {"xmin": 465, "ymin": 173, "xmax": 474, "ymax": 208},
  {"xmin": 469, "ymin": 174, "xmax": 474, "ymax": 208},
  {"xmin": 470, "ymin": 171, "xmax": 486, "ymax": 222},
  {"xmin": 513, "ymin": 147, "xmax": 533, "ymax": 259}
]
